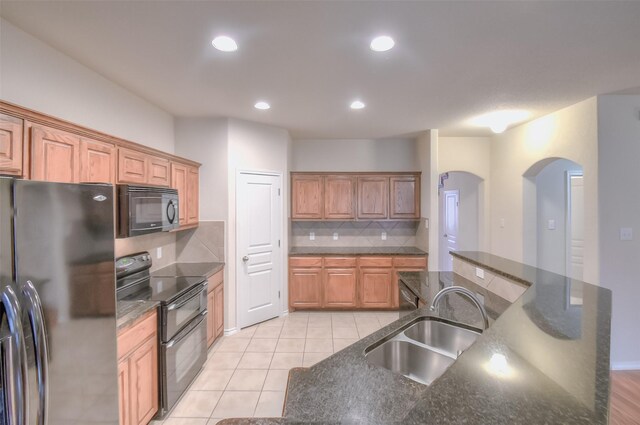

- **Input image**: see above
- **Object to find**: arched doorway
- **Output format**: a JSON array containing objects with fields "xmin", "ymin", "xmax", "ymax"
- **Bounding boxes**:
[
  {"xmin": 523, "ymin": 158, "xmax": 584, "ymax": 279},
  {"xmin": 438, "ymin": 171, "xmax": 484, "ymax": 271}
]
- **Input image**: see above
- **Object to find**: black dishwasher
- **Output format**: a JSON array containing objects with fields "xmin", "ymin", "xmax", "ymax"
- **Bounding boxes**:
[{"xmin": 399, "ymin": 281, "xmax": 420, "ymax": 318}]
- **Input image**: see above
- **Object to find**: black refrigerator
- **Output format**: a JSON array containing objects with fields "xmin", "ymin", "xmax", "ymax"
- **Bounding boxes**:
[{"xmin": 0, "ymin": 177, "xmax": 119, "ymax": 425}]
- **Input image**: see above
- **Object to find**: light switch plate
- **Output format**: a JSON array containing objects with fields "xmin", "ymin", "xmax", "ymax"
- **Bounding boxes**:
[
  {"xmin": 499, "ymin": 218, "xmax": 505, "ymax": 228},
  {"xmin": 333, "ymin": 232, "xmax": 339, "ymax": 241},
  {"xmin": 548, "ymin": 219, "xmax": 556, "ymax": 230},
  {"xmin": 309, "ymin": 232, "xmax": 315, "ymax": 241},
  {"xmin": 620, "ymin": 227, "xmax": 633, "ymax": 241},
  {"xmin": 476, "ymin": 267, "xmax": 485, "ymax": 279},
  {"xmin": 157, "ymin": 246, "xmax": 163, "ymax": 259},
  {"xmin": 381, "ymin": 231, "xmax": 387, "ymax": 241},
  {"xmin": 425, "ymin": 218, "xmax": 429, "ymax": 229}
]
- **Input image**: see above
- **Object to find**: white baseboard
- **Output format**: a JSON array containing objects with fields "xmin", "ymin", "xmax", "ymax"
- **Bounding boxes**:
[
  {"xmin": 224, "ymin": 327, "xmax": 238, "ymax": 336},
  {"xmin": 281, "ymin": 310, "xmax": 289, "ymax": 317},
  {"xmin": 611, "ymin": 361, "xmax": 640, "ymax": 371}
]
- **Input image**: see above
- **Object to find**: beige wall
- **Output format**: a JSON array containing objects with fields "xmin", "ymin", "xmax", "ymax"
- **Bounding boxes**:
[
  {"xmin": 0, "ymin": 19, "xmax": 175, "ymax": 153},
  {"xmin": 597, "ymin": 94, "xmax": 640, "ymax": 369},
  {"xmin": 489, "ymin": 97, "xmax": 599, "ymax": 285},
  {"xmin": 291, "ymin": 138, "xmax": 419, "ymax": 172}
]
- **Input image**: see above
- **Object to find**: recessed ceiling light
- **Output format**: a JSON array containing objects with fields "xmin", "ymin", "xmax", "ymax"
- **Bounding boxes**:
[
  {"xmin": 469, "ymin": 110, "xmax": 530, "ymax": 133},
  {"xmin": 370, "ymin": 35, "xmax": 395, "ymax": 52},
  {"xmin": 212, "ymin": 35, "xmax": 238, "ymax": 52},
  {"xmin": 254, "ymin": 101, "xmax": 270, "ymax": 110},
  {"xmin": 350, "ymin": 100, "xmax": 366, "ymax": 110}
]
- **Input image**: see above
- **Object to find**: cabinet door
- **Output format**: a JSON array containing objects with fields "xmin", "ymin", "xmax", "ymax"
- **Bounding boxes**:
[
  {"xmin": 214, "ymin": 284, "xmax": 224, "ymax": 337},
  {"xmin": 130, "ymin": 336, "xmax": 158, "ymax": 425},
  {"xmin": 323, "ymin": 268, "xmax": 357, "ymax": 308},
  {"xmin": 291, "ymin": 175, "xmax": 324, "ymax": 219},
  {"xmin": 0, "ymin": 114, "xmax": 24, "ymax": 176},
  {"xmin": 289, "ymin": 267, "xmax": 323, "ymax": 308},
  {"xmin": 171, "ymin": 163, "xmax": 188, "ymax": 226},
  {"xmin": 357, "ymin": 176, "xmax": 389, "ymax": 219},
  {"xmin": 207, "ymin": 290, "xmax": 215, "ymax": 347},
  {"xmin": 186, "ymin": 166, "xmax": 199, "ymax": 225},
  {"xmin": 118, "ymin": 147, "xmax": 148, "ymax": 184},
  {"xmin": 118, "ymin": 358, "xmax": 131, "ymax": 425},
  {"xmin": 324, "ymin": 175, "xmax": 356, "ymax": 219},
  {"xmin": 359, "ymin": 268, "xmax": 393, "ymax": 308},
  {"xmin": 390, "ymin": 176, "xmax": 420, "ymax": 219},
  {"xmin": 80, "ymin": 138, "xmax": 116, "ymax": 184},
  {"xmin": 31, "ymin": 125, "xmax": 80, "ymax": 183},
  {"xmin": 148, "ymin": 156, "xmax": 170, "ymax": 187}
]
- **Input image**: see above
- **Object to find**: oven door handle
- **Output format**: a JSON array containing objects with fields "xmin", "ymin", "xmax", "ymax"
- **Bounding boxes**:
[
  {"xmin": 165, "ymin": 311, "xmax": 207, "ymax": 349},
  {"xmin": 166, "ymin": 284, "xmax": 206, "ymax": 311}
]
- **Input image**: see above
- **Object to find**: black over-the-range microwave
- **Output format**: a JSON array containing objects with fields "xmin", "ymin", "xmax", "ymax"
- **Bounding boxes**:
[{"xmin": 117, "ymin": 184, "xmax": 179, "ymax": 238}]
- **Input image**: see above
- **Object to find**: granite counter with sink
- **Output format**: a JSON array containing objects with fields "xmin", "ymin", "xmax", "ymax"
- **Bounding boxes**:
[{"xmin": 221, "ymin": 251, "xmax": 612, "ymax": 424}]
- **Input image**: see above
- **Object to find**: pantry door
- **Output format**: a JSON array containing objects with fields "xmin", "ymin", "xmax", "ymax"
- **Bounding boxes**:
[{"xmin": 237, "ymin": 171, "xmax": 283, "ymax": 328}]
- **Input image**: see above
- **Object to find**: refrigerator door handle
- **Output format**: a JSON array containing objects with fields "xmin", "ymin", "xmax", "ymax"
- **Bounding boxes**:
[
  {"xmin": 22, "ymin": 280, "xmax": 49, "ymax": 425},
  {"xmin": 1, "ymin": 285, "xmax": 29, "ymax": 425}
]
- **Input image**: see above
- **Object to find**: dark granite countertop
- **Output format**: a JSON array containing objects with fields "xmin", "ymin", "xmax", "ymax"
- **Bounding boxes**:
[
  {"xmin": 289, "ymin": 246, "xmax": 428, "ymax": 256},
  {"xmin": 226, "ymin": 251, "xmax": 611, "ymax": 424},
  {"xmin": 152, "ymin": 261, "xmax": 224, "ymax": 278},
  {"xmin": 116, "ymin": 299, "xmax": 159, "ymax": 331}
]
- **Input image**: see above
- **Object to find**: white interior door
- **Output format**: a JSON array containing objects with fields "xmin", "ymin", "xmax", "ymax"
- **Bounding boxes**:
[
  {"xmin": 567, "ymin": 173, "xmax": 584, "ymax": 280},
  {"xmin": 442, "ymin": 190, "xmax": 459, "ymax": 271},
  {"xmin": 237, "ymin": 172, "xmax": 282, "ymax": 328}
]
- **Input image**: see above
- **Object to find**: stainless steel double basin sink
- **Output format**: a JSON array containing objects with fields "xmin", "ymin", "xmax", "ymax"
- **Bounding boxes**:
[{"xmin": 365, "ymin": 318, "xmax": 481, "ymax": 385}]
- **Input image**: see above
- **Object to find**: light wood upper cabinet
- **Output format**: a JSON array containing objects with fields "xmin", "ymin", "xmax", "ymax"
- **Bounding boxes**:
[
  {"xmin": 324, "ymin": 175, "xmax": 356, "ymax": 219},
  {"xmin": 357, "ymin": 176, "xmax": 389, "ymax": 219},
  {"xmin": 171, "ymin": 163, "xmax": 188, "ymax": 226},
  {"xmin": 292, "ymin": 175, "xmax": 324, "ymax": 219},
  {"xmin": 118, "ymin": 147, "xmax": 148, "ymax": 185},
  {"xmin": 187, "ymin": 166, "xmax": 199, "ymax": 225},
  {"xmin": 80, "ymin": 138, "xmax": 116, "ymax": 184},
  {"xmin": 31, "ymin": 125, "xmax": 81, "ymax": 183},
  {"xmin": 148, "ymin": 156, "xmax": 170, "ymax": 187},
  {"xmin": 0, "ymin": 114, "xmax": 24, "ymax": 176},
  {"xmin": 390, "ymin": 176, "xmax": 420, "ymax": 219}
]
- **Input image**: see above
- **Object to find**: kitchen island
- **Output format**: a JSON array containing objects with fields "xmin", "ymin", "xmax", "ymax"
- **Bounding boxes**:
[{"xmin": 222, "ymin": 251, "xmax": 612, "ymax": 424}]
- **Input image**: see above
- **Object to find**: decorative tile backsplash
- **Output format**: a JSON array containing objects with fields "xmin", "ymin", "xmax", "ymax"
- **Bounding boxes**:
[
  {"xmin": 176, "ymin": 221, "xmax": 225, "ymax": 262},
  {"xmin": 291, "ymin": 221, "xmax": 421, "ymax": 247}
]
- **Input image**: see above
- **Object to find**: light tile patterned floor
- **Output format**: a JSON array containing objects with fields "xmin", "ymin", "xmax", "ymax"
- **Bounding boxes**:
[{"xmin": 151, "ymin": 311, "xmax": 398, "ymax": 425}]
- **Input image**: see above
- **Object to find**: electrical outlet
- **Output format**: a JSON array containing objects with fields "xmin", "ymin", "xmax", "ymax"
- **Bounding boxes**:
[
  {"xmin": 381, "ymin": 231, "xmax": 387, "ymax": 241},
  {"xmin": 309, "ymin": 232, "xmax": 315, "ymax": 241},
  {"xmin": 476, "ymin": 267, "xmax": 485, "ymax": 279},
  {"xmin": 499, "ymin": 218, "xmax": 505, "ymax": 228},
  {"xmin": 157, "ymin": 247, "xmax": 162, "ymax": 259},
  {"xmin": 333, "ymin": 232, "xmax": 339, "ymax": 241},
  {"xmin": 620, "ymin": 227, "xmax": 633, "ymax": 241},
  {"xmin": 548, "ymin": 219, "xmax": 556, "ymax": 230},
  {"xmin": 425, "ymin": 218, "xmax": 429, "ymax": 229}
]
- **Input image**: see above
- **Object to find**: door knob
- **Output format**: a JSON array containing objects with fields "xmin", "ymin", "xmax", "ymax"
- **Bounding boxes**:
[{"xmin": 242, "ymin": 256, "xmax": 249, "ymax": 262}]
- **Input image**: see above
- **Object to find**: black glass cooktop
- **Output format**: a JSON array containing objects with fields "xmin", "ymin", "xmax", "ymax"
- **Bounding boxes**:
[{"xmin": 118, "ymin": 275, "xmax": 206, "ymax": 304}]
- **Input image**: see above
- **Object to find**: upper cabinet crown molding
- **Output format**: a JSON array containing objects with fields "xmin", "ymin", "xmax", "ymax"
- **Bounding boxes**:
[{"xmin": 291, "ymin": 172, "xmax": 421, "ymax": 221}]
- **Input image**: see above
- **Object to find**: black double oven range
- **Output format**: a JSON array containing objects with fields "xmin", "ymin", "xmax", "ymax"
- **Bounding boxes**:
[{"xmin": 116, "ymin": 252, "xmax": 208, "ymax": 419}]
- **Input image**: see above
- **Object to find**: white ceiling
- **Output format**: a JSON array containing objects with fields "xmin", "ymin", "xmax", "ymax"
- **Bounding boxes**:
[{"xmin": 2, "ymin": 1, "xmax": 640, "ymax": 139}]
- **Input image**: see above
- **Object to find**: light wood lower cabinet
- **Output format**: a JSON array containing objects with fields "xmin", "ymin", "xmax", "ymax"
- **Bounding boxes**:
[
  {"xmin": 289, "ymin": 255, "xmax": 427, "ymax": 310},
  {"xmin": 207, "ymin": 270, "xmax": 224, "ymax": 347},
  {"xmin": 117, "ymin": 310, "xmax": 158, "ymax": 425}
]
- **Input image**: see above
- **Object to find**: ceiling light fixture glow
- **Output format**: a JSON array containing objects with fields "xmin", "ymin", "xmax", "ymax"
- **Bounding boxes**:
[
  {"xmin": 469, "ymin": 110, "xmax": 530, "ymax": 134},
  {"xmin": 212, "ymin": 36, "xmax": 238, "ymax": 52},
  {"xmin": 370, "ymin": 35, "xmax": 395, "ymax": 52},
  {"xmin": 350, "ymin": 100, "xmax": 366, "ymax": 110},
  {"xmin": 254, "ymin": 101, "xmax": 270, "ymax": 110}
]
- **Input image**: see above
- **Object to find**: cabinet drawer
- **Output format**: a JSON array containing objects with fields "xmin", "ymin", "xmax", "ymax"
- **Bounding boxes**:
[
  {"xmin": 117, "ymin": 310, "xmax": 157, "ymax": 359},
  {"xmin": 289, "ymin": 257, "xmax": 322, "ymax": 267},
  {"xmin": 393, "ymin": 256, "xmax": 427, "ymax": 268},
  {"xmin": 323, "ymin": 257, "xmax": 357, "ymax": 268},
  {"xmin": 208, "ymin": 270, "xmax": 224, "ymax": 293},
  {"xmin": 359, "ymin": 257, "xmax": 393, "ymax": 268}
]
